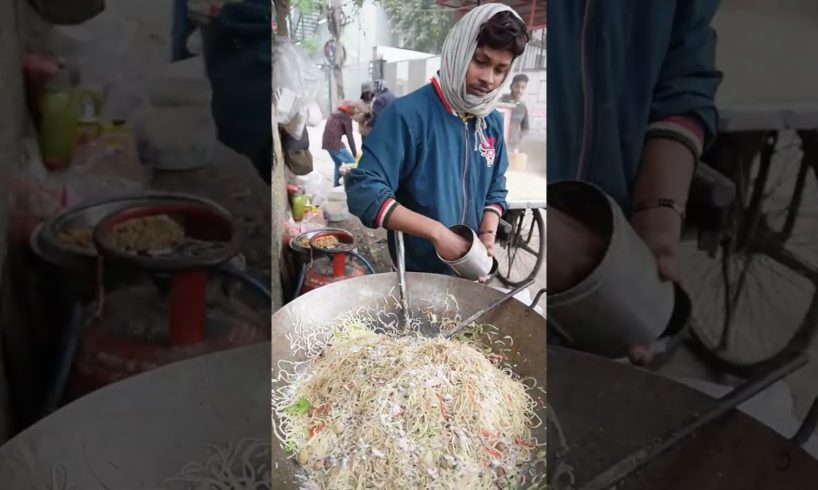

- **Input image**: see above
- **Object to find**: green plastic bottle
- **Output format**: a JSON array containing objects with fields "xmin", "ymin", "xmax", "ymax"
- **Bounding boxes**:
[
  {"xmin": 37, "ymin": 79, "xmax": 102, "ymax": 170},
  {"xmin": 38, "ymin": 84, "xmax": 78, "ymax": 170}
]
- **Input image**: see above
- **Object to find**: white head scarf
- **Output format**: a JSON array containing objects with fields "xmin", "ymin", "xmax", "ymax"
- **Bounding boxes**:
[{"xmin": 438, "ymin": 3, "xmax": 525, "ymax": 147}]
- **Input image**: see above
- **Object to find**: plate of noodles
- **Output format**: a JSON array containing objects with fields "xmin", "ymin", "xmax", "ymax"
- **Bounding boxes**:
[{"xmin": 271, "ymin": 272, "xmax": 547, "ymax": 489}]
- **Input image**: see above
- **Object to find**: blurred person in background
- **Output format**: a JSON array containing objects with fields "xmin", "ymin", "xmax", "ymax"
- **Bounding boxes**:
[
  {"xmin": 353, "ymin": 82, "xmax": 375, "ymax": 141},
  {"xmin": 322, "ymin": 101, "xmax": 358, "ymax": 186},
  {"xmin": 368, "ymin": 79, "xmax": 397, "ymax": 129},
  {"xmin": 346, "ymin": 4, "xmax": 529, "ymax": 277},
  {"xmin": 499, "ymin": 73, "xmax": 530, "ymax": 152},
  {"xmin": 171, "ymin": 0, "xmax": 273, "ymax": 183}
]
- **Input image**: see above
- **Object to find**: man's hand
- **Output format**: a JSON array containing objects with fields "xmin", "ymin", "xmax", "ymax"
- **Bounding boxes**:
[
  {"xmin": 631, "ymin": 138, "xmax": 695, "ymax": 283},
  {"xmin": 630, "ymin": 206, "xmax": 683, "ymax": 283},
  {"xmin": 432, "ymin": 227, "xmax": 470, "ymax": 261},
  {"xmin": 478, "ymin": 231, "xmax": 495, "ymax": 257},
  {"xmin": 476, "ymin": 232, "xmax": 496, "ymax": 284}
]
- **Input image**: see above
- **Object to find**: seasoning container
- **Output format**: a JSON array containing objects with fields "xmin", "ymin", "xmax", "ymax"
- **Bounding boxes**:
[
  {"xmin": 72, "ymin": 95, "xmax": 101, "ymax": 154},
  {"xmin": 37, "ymin": 80, "xmax": 103, "ymax": 170},
  {"xmin": 98, "ymin": 120, "xmax": 132, "ymax": 149},
  {"xmin": 437, "ymin": 224, "xmax": 493, "ymax": 280},
  {"xmin": 291, "ymin": 191, "xmax": 307, "ymax": 222},
  {"xmin": 37, "ymin": 73, "xmax": 77, "ymax": 170}
]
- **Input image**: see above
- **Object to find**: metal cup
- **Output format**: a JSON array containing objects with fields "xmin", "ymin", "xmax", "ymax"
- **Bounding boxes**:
[
  {"xmin": 547, "ymin": 181, "xmax": 689, "ymax": 358},
  {"xmin": 438, "ymin": 224, "xmax": 493, "ymax": 280}
]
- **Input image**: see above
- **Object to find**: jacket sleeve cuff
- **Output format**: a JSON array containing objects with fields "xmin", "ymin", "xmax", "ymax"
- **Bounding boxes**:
[
  {"xmin": 483, "ymin": 203, "xmax": 504, "ymax": 219},
  {"xmin": 646, "ymin": 115, "xmax": 705, "ymax": 159},
  {"xmin": 375, "ymin": 198, "xmax": 399, "ymax": 228}
]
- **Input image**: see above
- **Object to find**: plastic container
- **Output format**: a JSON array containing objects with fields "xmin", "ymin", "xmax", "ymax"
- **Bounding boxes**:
[
  {"xmin": 37, "ymin": 85, "xmax": 102, "ymax": 170},
  {"xmin": 291, "ymin": 193, "xmax": 307, "ymax": 222},
  {"xmin": 328, "ymin": 186, "xmax": 347, "ymax": 202},
  {"xmin": 437, "ymin": 224, "xmax": 493, "ymax": 280},
  {"xmin": 547, "ymin": 181, "xmax": 691, "ymax": 358}
]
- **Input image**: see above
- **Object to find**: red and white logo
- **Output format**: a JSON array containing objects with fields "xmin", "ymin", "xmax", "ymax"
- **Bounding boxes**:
[{"xmin": 479, "ymin": 137, "xmax": 497, "ymax": 168}]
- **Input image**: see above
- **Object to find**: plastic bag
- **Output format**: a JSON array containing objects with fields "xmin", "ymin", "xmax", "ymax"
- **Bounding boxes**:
[
  {"xmin": 57, "ymin": 139, "xmax": 146, "ymax": 206},
  {"xmin": 141, "ymin": 105, "xmax": 217, "ymax": 171},
  {"xmin": 272, "ymin": 39, "xmax": 326, "ymax": 140},
  {"xmin": 289, "ymin": 170, "xmax": 330, "ymax": 207},
  {"xmin": 305, "ymin": 100, "xmax": 324, "ymax": 128}
]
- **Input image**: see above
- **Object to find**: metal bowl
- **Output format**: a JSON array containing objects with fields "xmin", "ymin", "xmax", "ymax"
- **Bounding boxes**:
[
  {"xmin": 288, "ymin": 227, "xmax": 352, "ymax": 255},
  {"xmin": 308, "ymin": 229, "xmax": 354, "ymax": 254},
  {"xmin": 34, "ymin": 192, "xmax": 230, "ymax": 272},
  {"xmin": 92, "ymin": 200, "xmax": 242, "ymax": 271}
]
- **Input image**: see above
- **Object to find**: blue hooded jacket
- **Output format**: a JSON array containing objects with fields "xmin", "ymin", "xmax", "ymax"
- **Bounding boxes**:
[
  {"xmin": 345, "ymin": 81, "xmax": 510, "ymax": 275},
  {"xmin": 547, "ymin": 0, "xmax": 722, "ymax": 213}
]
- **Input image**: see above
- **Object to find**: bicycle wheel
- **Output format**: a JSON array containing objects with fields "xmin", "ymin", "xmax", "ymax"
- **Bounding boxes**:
[
  {"xmin": 680, "ymin": 130, "xmax": 818, "ymax": 376},
  {"xmin": 495, "ymin": 208, "xmax": 545, "ymax": 287}
]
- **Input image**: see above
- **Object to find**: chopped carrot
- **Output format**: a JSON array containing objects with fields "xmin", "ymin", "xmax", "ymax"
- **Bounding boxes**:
[
  {"xmin": 311, "ymin": 403, "xmax": 330, "ymax": 418},
  {"xmin": 486, "ymin": 447, "xmax": 503, "ymax": 459},
  {"xmin": 515, "ymin": 438, "xmax": 536, "ymax": 449},
  {"xmin": 307, "ymin": 422, "xmax": 326, "ymax": 439},
  {"xmin": 435, "ymin": 392, "xmax": 447, "ymax": 418},
  {"xmin": 481, "ymin": 429, "xmax": 499, "ymax": 440}
]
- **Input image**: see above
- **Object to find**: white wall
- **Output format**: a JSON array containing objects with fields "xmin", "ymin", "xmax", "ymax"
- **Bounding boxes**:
[
  {"xmin": 343, "ymin": 0, "xmax": 398, "ymax": 66},
  {"xmin": 713, "ymin": 0, "xmax": 818, "ymax": 106}
]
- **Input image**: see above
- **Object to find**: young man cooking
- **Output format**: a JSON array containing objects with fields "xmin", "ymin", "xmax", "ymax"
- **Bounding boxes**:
[{"xmin": 346, "ymin": 4, "xmax": 530, "ymax": 276}]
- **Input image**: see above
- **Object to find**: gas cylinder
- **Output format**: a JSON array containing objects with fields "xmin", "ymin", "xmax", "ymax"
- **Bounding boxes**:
[
  {"xmin": 301, "ymin": 255, "xmax": 367, "ymax": 293},
  {"xmin": 58, "ymin": 198, "xmax": 268, "ymax": 402},
  {"xmin": 68, "ymin": 282, "xmax": 267, "ymax": 399}
]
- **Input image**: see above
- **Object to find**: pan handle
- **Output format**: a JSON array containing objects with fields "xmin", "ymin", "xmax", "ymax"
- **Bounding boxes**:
[
  {"xmin": 792, "ymin": 394, "xmax": 818, "ymax": 447},
  {"xmin": 530, "ymin": 288, "xmax": 546, "ymax": 309}
]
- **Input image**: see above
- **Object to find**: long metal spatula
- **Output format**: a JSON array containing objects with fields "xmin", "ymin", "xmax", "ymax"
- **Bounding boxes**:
[{"xmin": 395, "ymin": 231, "xmax": 411, "ymax": 330}]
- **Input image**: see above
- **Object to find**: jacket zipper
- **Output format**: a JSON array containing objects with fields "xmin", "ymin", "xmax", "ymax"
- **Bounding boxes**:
[
  {"xmin": 576, "ymin": 0, "xmax": 593, "ymax": 180},
  {"xmin": 462, "ymin": 118, "xmax": 469, "ymax": 223}
]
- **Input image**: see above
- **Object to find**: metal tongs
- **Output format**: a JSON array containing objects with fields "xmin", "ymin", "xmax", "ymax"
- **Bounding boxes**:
[
  {"xmin": 445, "ymin": 278, "xmax": 535, "ymax": 339},
  {"xmin": 395, "ymin": 231, "xmax": 411, "ymax": 330}
]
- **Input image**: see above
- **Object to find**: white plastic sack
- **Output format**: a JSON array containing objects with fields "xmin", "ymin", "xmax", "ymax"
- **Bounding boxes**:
[{"xmin": 272, "ymin": 39, "xmax": 326, "ymax": 140}]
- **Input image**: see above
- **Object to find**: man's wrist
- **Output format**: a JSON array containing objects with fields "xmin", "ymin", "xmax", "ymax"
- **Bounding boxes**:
[
  {"xmin": 427, "ymin": 222, "xmax": 448, "ymax": 244},
  {"xmin": 632, "ymin": 198, "xmax": 687, "ymax": 221}
]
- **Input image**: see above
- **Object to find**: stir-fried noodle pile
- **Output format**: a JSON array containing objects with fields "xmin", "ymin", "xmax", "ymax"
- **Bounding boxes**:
[{"xmin": 272, "ymin": 306, "xmax": 545, "ymax": 489}]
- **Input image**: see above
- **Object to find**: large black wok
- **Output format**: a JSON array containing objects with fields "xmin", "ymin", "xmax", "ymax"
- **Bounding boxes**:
[{"xmin": 270, "ymin": 272, "xmax": 548, "ymax": 487}]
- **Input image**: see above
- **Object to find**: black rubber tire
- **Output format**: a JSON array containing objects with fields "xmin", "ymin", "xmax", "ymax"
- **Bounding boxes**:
[{"xmin": 496, "ymin": 208, "xmax": 545, "ymax": 288}]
